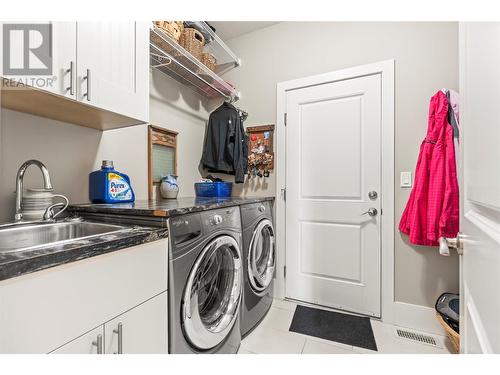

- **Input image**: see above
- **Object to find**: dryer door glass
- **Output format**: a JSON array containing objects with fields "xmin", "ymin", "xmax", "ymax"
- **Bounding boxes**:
[
  {"xmin": 248, "ymin": 219, "xmax": 276, "ymax": 293},
  {"xmin": 183, "ymin": 235, "xmax": 242, "ymax": 350}
]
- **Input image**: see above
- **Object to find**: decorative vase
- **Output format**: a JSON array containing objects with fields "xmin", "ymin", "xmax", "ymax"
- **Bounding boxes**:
[{"xmin": 160, "ymin": 174, "xmax": 179, "ymax": 199}]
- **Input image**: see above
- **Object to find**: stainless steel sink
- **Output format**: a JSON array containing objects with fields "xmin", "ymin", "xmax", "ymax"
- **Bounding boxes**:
[{"xmin": 0, "ymin": 221, "xmax": 129, "ymax": 253}]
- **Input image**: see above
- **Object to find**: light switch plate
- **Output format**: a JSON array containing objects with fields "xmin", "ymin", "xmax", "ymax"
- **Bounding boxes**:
[{"xmin": 400, "ymin": 171, "xmax": 412, "ymax": 188}]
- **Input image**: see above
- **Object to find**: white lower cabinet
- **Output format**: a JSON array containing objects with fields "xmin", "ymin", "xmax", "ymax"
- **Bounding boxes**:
[
  {"xmin": 0, "ymin": 239, "xmax": 168, "ymax": 354},
  {"xmin": 104, "ymin": 292, "xmax": 168, "ymax": 354},
  {"xmin": 51, "ymin": 292, "xmax": 167, "ymax": 354},
  {"xmin": 51, "ymin": 326, "xmax": 104, "ymax": 354}
]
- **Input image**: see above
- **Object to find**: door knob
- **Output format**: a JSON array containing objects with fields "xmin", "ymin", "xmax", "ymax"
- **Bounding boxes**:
[
  {"xmin": 362, "ymin": 208, "xmax": 378, "ymax": 217},
  {"xmin": 439, "ymin": 234, "xmax": 463, "ymax": 255}
]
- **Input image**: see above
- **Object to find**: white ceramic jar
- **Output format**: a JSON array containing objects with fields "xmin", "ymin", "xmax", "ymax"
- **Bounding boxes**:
[{"xmin": 160, "ymin": 175, "xmax": 179, "ymax": 199}]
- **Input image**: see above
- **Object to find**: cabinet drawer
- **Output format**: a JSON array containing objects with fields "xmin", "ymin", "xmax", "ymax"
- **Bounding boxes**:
[{"xmin": 0, "ymin": 239, "xmax": 168, "ymax": 353}]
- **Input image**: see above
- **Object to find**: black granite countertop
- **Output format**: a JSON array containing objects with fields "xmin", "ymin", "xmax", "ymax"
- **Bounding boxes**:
[
  {"xmin": 0, "ymin": 197, "xmax": 273, "ymax": 282},
  {"xmin": 0, "ymin": 225, "xmax": 168, "ymax": 281},
  {"xmin": 69, "ymin": 196, "xmax": 275, "ymax": 218}
]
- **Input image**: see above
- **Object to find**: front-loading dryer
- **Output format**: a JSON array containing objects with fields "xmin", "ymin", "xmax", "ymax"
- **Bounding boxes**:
[
  {"xmin": 168, "ymin": 207, "xmax": 243, "ymax": 353},
  {"xmin": 240, "ymin": 200, "xmax": 276, "ymax": 337}
]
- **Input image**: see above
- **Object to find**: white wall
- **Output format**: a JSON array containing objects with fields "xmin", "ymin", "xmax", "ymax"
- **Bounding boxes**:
[
  {"xmin": 0, "ymin": 109, "xmax": 101, "ymax": 222},
  {"xmin": 93, "ymin": 70, "xmax": 216, "ymax": 200},
  {"xmin": 222, "ymin": 22, "xmax": 459, "ymax": 308}
]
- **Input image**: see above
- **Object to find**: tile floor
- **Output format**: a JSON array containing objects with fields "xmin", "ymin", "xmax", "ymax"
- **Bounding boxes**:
[{"xmin": 238, "ymin": 299, "xmax": 455, "ymax": 354}]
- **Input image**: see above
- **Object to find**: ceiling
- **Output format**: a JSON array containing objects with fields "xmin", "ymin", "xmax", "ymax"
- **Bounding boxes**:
[{"xmin": 208, "ymin": 22, "xmax": 279, "ymax": 41}]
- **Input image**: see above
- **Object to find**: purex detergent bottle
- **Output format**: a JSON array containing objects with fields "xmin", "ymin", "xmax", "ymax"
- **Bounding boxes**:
[{"xmin": 89, "ymin": 160, "xmax": 135, "ymax": 203}]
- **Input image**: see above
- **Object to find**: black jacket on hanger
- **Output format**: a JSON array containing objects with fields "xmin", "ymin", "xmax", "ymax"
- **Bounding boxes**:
[{"xmin": 201, "ymin": 102, "xmax": 248, "ymax": 183}]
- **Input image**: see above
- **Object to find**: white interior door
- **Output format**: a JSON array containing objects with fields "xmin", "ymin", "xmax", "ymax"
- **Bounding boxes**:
[
  {"xmin": 285, "ymin": 72, "xmax": 382, "ymax": 317},
  {"xmin": 459, "ymin": 22, "xmax": 500, "ymax": 354}
]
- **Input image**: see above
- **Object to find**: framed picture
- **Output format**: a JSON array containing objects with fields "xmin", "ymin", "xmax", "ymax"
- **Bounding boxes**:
[
  {"xmin": 247, "ymin": 124, "xmax": 274, "ymax": 177},
  {"xmin": 148, "ymin": 125, "xmax": 178, "ymax": 200}
]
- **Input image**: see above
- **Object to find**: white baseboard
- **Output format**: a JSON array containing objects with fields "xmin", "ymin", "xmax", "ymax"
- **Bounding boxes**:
[{"xmin": 385, "ymin": 301, "xmax": 446, "ymax": 336}]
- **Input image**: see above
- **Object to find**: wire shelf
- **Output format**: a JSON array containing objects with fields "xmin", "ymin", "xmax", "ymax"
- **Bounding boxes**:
[
  {"xmin": 194, "ymin": 22, "xmax": 241, "ymax": 75},
  {"xmin": 150, "ymin": 27, "xmax": 240, "ymax": 101}
]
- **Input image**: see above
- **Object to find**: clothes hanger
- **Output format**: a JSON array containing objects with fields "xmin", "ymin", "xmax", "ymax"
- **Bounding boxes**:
[
  {"xmin": 225, "ymin": 98, "xmax": 248, "ymax": 121},
  {"xmin": 239, "ymin": 108, "xmax": 248, "ymax": 121},
  {"xmin": 221, "ymin": 94, "xmax": 248, "ymax": 121}
]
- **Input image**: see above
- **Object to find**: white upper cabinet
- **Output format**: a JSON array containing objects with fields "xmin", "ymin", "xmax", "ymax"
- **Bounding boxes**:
[
  {"xmin": 47, "ymin": 22, "xmax": 77, "ymax": 98},
  {"xmin": 76, "ymin": 21, "xmax": 149, "ymax": 122},
  {"xmin": 0, "ymin": 22, "xmax": 76, "ymax": 98},
  {"xmin": 0, "ymin": 21, "xmax": 149, "ymax": 129}
]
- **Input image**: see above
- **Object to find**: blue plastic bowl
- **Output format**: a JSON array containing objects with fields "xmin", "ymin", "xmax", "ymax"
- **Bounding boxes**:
[{"xmin": 194, "ymin": 182, "xmax": 233, "ymax": 198}]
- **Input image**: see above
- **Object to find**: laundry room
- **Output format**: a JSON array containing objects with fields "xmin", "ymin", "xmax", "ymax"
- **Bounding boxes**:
[{"xmin": 0, "ymin": 1, "xmax": 499, "ymax": 374}]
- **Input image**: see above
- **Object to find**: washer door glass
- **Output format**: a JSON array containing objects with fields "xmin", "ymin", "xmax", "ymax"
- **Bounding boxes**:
[
  {"xmin": 183, "ymin": 235, "xmax": 242, "ymax": 350},
  {"xmin": 248, "ymin": 219, "xmax": 275, "ymax": 294}
]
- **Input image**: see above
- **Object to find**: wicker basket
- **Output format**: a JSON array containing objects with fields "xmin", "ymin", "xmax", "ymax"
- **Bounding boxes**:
[
  {"xmin": 179, "ymin": 28, "xmax": 205, "ymax": 60},
  {"xmin": 436, "ymin": 313, "xmax": 460, "ymax": 353},
  {"xmin": 151, "ymin": 30, "xmax": 177, "ymax": 58},
  {"xmin": 201, "ymin": 53, "xmax": 217, "ymax": 71},
  {"xmin": 153, "ymin": 21, "xmax": 184, "ymax": 42}
]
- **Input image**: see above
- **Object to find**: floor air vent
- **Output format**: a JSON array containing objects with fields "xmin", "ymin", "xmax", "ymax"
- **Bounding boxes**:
[{"xmin": 396, "ymin": 328, "xmax": 438, "ymax": 347}]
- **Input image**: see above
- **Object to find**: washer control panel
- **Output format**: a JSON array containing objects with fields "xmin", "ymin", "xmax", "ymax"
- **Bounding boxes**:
[
  {"xmin": 201, "ymin": 206, "xmax": 240, "ymax": 231},
  {"xmin": 212, "ymin": 214, "xmax": 223, "ymax": 225},
  {"xmin": 169, "ymin": 213, "xmax": 202, "ymax": 247}
]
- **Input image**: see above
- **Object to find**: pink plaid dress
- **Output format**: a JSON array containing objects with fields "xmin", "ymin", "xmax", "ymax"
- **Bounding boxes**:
[{"xmin": 399, "ymin": 91, "xmax": 459, "ymax": 246}]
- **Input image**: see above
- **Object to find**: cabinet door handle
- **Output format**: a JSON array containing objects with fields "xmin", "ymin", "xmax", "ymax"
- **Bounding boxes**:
[
  {"xmin": 113, "ymin": 323, "xmax": 123, "ymax": 354},
  {"xmin": 83, "ymin": 69, "xmax": 91, "ymax": 101},
  {"xmin": 66, "ymin": 61, "xmax": 74, "ymax": 95},
  {"xmin": 92, "ymin": 333, "xmax": 103, "ymax": 354}
]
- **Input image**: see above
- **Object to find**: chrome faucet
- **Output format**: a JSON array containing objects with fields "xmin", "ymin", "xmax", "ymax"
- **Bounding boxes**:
[
  {"xmin": 14, "ymin": 160, "xmax": 54, "ymax": 222},
  {"xmin": 42, "ymin": 202, "xmax": 67, "ymax": 221}
]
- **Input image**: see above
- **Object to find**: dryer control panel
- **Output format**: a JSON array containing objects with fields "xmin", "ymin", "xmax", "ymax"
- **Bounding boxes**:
[{"xmin": 240, "ymin": 201, "xmax": 273, "ymax": 228}]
